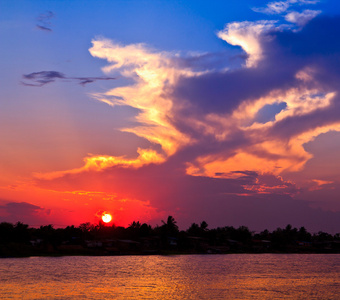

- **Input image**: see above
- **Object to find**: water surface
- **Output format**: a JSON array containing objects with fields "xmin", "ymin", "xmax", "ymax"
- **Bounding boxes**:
[{"xmin": 1, "ymin": 254, "xmax": 339, "ymax": 299}]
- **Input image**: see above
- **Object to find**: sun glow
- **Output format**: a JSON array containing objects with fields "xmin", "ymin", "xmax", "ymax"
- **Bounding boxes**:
[{"xmin": 102, "ymin": 213, "xmax": 112, "ymax": 223}]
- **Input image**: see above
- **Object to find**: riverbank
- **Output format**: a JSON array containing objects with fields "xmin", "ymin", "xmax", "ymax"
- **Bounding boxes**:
[{"xmin": 1, "ymin": 220, "xmax": 339, "ymax": 258}]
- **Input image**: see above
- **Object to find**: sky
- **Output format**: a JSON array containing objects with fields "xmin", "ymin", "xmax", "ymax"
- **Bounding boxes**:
[{"xmin": 1, "ymin": 0, "xmax": 340, "ymax": 233}]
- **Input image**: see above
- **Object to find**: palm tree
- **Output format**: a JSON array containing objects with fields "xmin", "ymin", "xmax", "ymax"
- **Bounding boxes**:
[{"xmin": 160, "ymin": 216, "xmax": 179, "ymax": 238}]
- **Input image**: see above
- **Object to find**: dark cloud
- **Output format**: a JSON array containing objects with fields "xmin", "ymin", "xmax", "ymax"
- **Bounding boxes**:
[
  {"xmin": 1, "ymin": 201, "xmax": 43, "ymax": 215},
  {"xmin": 258, "ymin": 16, "xmax": 340, "ymax": 140},
  {"xmin": 36, "ymin": 11, "xmax": 55, "ymax": 32},
  {"xmin": 168, "ymin": 15, "xmax": 340, "ymax": 158},
  {"xmin": 21, "ymin": 71, "xmax": 115, "ymax": 87},
  {"xmin": 36, "ymin": 25, "xmax": 52, "ymax": 32},
  {"xmin": 171, "ymin": 15, "xmax": 340, "ymax": 118},
  {"xmin": 172, "ymin": 44, "xmax": 295, "ymax": 118},
  {"xmin": 74, "ymin": 76, "xmax": 117, "ymax": 86},
  {"xmin": 268, "ymin": 96, "xmax": 340, "ymax": 140},
  {"xmin": 272, "ymin": 16, "xmax": 340, "ymax": 92},
  {"xmin": 0, "ymin": 201, "xmax": 51, "ymax": 225},
  {"xmin": 22, "ymin": 71, "xmax": 65, "ymax": 87}
]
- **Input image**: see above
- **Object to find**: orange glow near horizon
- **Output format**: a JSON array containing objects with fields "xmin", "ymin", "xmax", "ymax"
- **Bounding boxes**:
[{"xmin": 0, "ymin": 181, "xmax": 163, "ymax": 227}]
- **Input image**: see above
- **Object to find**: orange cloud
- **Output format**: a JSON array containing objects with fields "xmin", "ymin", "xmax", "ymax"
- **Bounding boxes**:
[
  {"xmin": 186, "ymin": 86, "xmax": 339, "ymax": 179},
  {"xmin": 34, "ymin": 148, "xmax": 165, "ymax": 180},
  {"xmin": 312, "ymin": 179, "xmax": 334, "ymax": 186},
  {"xmin": 89, "ymin": 39, "xmax": 194, "ymax": 157}
]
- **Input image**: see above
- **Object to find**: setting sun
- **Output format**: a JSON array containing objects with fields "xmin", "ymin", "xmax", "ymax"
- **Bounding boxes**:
[{"xmin": 102, "ymin": 213, "xmax": 112, "ymax": 223}]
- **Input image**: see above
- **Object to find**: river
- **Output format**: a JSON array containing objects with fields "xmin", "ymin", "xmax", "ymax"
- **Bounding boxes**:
[{"xmin": 1, "ymin": 254, "xmax": 339, "ymax": 299}]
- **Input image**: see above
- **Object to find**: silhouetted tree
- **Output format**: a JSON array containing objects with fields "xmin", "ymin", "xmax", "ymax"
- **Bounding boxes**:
[
  {"xmin": 128, "ymin": 221, "xmax": 141, "ymax": 229},
  {"xmin": 187, "ymin": 223, "xmax": 200, "ymax": 236},
  {"xmin": 235, "ymin": 226, "xmax": 252, "ymax": 243},
  {"xmin": 187, "ymin": 221, "xmax": 208, "ymax": 237},
  {"xmin": 13, "ymin": 222, "xmax": 30, "ymax": 244},
  {"xmin": 297, "ymin": 226, "xmax": 311, "ymax": 242},
  {"xmin": 254, "ymin": 229, "xmax": 270, "ymax": 241},
  {"xmin": 0, "ymin": 219, "xmax": 339, "ymax": 256},
  {"xmin": 200, "ymin": 221, "xmax": 208, "ymax": 231},
  {"xmin": 139, "ymin": 223, "xmax": 152, "ymax": 237},
  {"xmin": 37, "ymin": 225, "xmax": 55, "ymax": 242},
  {"xmin": 0, "ymin": 222, "xmax": 14, "ymax": 243},
  {"xmin": 314, "ymin": 231, "xmax": 333, "ymax": 242},
  {"xmin": 127, "ymin": 221, "xmax": 142, "ymax": 239},
  {"xmin": 161, "ymin": 216, "xmax": 179, "ymax": 236}
]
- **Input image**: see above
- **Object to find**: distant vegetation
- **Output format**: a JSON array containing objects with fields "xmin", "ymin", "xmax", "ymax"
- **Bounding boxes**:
[{"xmin": 0, "ymin": 216, "xmax": 339, "ymax": 257}]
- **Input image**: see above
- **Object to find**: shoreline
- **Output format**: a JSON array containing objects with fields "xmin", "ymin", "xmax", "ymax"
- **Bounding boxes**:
[{"xmin": 1, "ymin": 249, "xmax": 340, "ymax": 259}]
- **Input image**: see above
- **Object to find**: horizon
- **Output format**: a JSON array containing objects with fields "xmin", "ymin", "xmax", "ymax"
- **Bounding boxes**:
[
  {"xmin": 1, "ymin": 217, "xmax": 338, "ymax": 236},
  {"xmin": 2, "ymin": 0, "xmax": 340, "ymax": 234}
]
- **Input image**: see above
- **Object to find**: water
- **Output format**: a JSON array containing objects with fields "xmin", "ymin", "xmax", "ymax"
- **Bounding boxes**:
[{"xmin": 0, "ymin": 254, "xmax": 339, "ymax": 299}]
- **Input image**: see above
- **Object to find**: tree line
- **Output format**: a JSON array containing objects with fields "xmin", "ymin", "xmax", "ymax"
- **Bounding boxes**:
[{"xmin": 0, "ymin": 216, "xmax": 339, "ymax": 257}]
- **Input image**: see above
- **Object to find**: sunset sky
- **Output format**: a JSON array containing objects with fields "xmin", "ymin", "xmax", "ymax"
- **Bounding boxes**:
[{"xmin": 2, "ymin": 0, "xmax": 340, "ymax": 232}]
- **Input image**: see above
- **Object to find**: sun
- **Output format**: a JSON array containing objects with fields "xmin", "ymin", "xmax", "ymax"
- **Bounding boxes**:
[{"xmin": 102, "ymin": 213, "xmax": 112, "ymax": 223}]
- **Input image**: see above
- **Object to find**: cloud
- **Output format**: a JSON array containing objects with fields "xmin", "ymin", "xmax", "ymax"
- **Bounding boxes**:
[
  {"xmin": 75, "ymin": 76, "xmax": 115, "ymax": 86},
  {"xmin": 217, "ymin": 20, "xmax": 277, "ymax": 68},
  {"xmin": 36, "ymin": 11, "xmax": 55, "ymax": 32},
  {"xmin": 36, "ymin": 15, "xmax": 340, "ymax": 182},
  {"xmin": 253, "ymin": 1, "xmax": 291, "ymax": 14},
  {"xmin": 34, "ymin": 148, "xmax": 166, "ymax": 180},
  {"xmin": 0, "ymin": 201, "xmax": 51, "ymax": 224},
  {"xmin": 33, "ymin": 13, "xmax": 340, "ymax": 231},
  {"xmin": 285, "ymin": 9, "xmax": 321, "ymax": 26},
  {"xmin": 311, "ymin": 179, "xmax": 333, "ymax": 188},
  {"xmin": 0, "ymin": 201, "xmax": 43, "ymax": 215},
  {"xmin": 22, "ymin": 71, "xmax": 65, "ymax": 87},
  {"xmin": 253, "ymin": 0, "xmax": 319, "ymax": 15},
  {"xmin": 171, "ymin": 16, "xmax": 340, "ymax": 181},
  {"xmin": 35, "ymin": 155, "xmax": 295, "ymax": 211},
  {"xmin": 21, "ymin": 71, "xmax": 115, "ymax": 87},
  {"xmin": 89, "ymin": 39, "xmax": 196, "ymax": 157}
]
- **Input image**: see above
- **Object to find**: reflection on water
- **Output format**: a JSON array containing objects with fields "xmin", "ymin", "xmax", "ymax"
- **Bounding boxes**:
[{"xmin": 0, "ymin": 254, "xmax": 339, "ymax": 299}]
